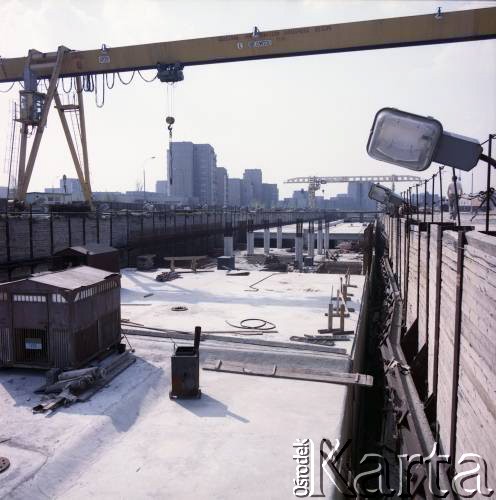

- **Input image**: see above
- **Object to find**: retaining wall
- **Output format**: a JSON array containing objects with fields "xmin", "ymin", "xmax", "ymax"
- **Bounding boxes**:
[{"xmin": 384, "ymin": 215, "xmax": 495, "ymax": 489}]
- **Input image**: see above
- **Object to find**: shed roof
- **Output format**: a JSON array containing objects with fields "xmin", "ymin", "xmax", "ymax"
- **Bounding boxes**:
[
  {"xmin": 28, "ymin": 266, "xmax": 118, "ymax": 290},
  {"xmin": 55, "ymin": 243, "xmax": 118, "ymax": 256}
]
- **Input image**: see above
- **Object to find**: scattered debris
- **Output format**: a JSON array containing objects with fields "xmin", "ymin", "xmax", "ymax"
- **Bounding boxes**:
[
  {"xmin": 171, "ymin": 306, "xmax": 188, "ymax": 312},
  {"xmin": 290, "ymin": 336, "xmax": 336, "ymax": 346},
  {"xmin": 156, "ymin": 271, "xmax": 182, "ymax": 282},
  {"xmin": 143, "ymin": 293, "xmax": 154, "ymax": 298},
  {"xmin": 262, "ymin": 255, "xmax": 288, "ymax": 272},
  {"xmin": 226, "ymin": 318, "xmax": 276, "ymax": 331},
  {"xmin": 203, "ymin": 359, "xmax": 373, "ymax": 387},
  {"xmin": 226, "ymin": 270, "xmax": 250, "ymax": 276},
  {"xmin": 32, "ymin": 352, "xmax": 136, "ymax": 414},
  {"xmin": 304, "ymin": 334, "xmax": 352, "ymax": 341}
]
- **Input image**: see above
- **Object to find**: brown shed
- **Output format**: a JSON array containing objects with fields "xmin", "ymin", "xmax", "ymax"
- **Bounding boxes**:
[
  {"xmin": 0, "ymin": 266, "xmax": 121, "ymax": 369},
  {"xmin": 54, "ymin": 244, "xmax": 120, "ymax": 273}
]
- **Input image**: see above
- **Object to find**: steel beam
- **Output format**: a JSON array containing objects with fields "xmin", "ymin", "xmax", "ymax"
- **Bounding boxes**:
[{"xmin": 0, "ymin": 8, "xmax": 495, "ymax": 82}]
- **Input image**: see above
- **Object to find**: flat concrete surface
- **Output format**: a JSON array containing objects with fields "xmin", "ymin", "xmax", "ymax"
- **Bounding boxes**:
[
  {"xmin": 121, "ymin": 267, "xmax": 365, "ymax": 356},
  {"xmin": 0, "ymin": 338, "xmax": 348, "ymax": 499}
]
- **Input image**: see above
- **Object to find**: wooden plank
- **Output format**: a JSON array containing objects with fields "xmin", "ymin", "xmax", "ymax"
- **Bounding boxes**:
[{"xmin": 202, "ymin": 359, "xmax": 373, "ymax": 387}]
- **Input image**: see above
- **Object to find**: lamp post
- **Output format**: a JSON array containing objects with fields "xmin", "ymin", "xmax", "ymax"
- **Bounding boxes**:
[
  {"xmin": 141, "ymin": 156, "xmax": 156, "ymax": 203},
  {"xmin": 366, "ymin": 107, "xmax": 496, "ymax": 228}
]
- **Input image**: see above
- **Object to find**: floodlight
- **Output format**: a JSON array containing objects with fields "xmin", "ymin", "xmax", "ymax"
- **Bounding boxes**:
[
  {"xmin": 369, "ymin": 183, "xmax": 405, "ymax": 207},
  {"xmin": 367, "ymin": 108, "xmax": 487, "ymax": 172}
]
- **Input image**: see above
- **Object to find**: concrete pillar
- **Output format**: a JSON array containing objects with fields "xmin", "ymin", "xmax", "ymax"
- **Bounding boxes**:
[
  {"xmin": 295, "ymin": 219, "xmax": 303, "ymax": 270},
  {"xmin": 303, "ymin": 229, "xmax": 308, "ymax": 250},
  {"xmin": 223, "ymin": 236, "xmax": 233, "ymax": 257},
  {"xmin": 264, "ymin": 229, "xmax": 271, "ymax": 255},
  {"xmin": 276, "ymin": 220, "xmax": 283, "ymax": 249},
  {"xmin": 307, "ymin": 221, "xmax": 315, "ymax": 258},
  {"xmin": 246, "ymin": 232, "xmax": 255, "ymax": 255},
  {"xmin": 317, "ymin": 220, "xmax": 323, "ymax": 255},
  {"xmin": 295, "ymin": 236, "xmax": 303, "ymax": 269},
  {"xmin": 324, "ymin": 221, "xmax": 330, "ymax": 252}
]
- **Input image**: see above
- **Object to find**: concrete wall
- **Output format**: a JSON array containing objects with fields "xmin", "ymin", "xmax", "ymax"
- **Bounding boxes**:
[
  {"xmin": 0, "ymin": 210, "xmax": 326, "ymax": 281},
  {"xmin": 384, "ymin": 216, "xmax": 495, "ymax": 487}
]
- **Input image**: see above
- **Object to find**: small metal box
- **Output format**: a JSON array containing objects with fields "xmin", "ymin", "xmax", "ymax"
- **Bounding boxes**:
[{"xmin": 169, "ymin": 326, "xmax": 201, "ymax": 399}]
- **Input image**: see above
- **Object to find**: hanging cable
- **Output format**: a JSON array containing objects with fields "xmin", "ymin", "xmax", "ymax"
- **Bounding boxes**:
[
  {"xmin": 0, "ymin": 82, "xmax": 15, "ymax": 93},
  {"xmin": 94, "ymin": 73, "xmax": 105, "ymax": 108},
  {"xmin": 61, "ymin": 76, "xmax": 73, "ymax": 94},
  {"xmin": 166, "ymin": 83, "xmax": 175, "ymax": 186},
  {"xmin": 105, "ymin": 72, "xmax": 115, "ymax": 89},
  {"xmin": 117, "ymin": 71, "xmax": 135, "ymax": 85},
  {"xmin": 137, "ymin": 70, "xmax": 157, "ymax": 83},
  {"xmin": 83, "ymin": 74, "xmax": 94, "ymax": 92}
]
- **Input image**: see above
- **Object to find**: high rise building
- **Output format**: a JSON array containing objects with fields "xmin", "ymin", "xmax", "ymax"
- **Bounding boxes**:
[
  {"xmin": 241, "ymin": 179, "xmax": 254, "ymax": 207},
  {"xmin": 193, "ymin": 144, "xmax": 217, "ymax": 206},
  {"xmin": 261, "ymin": 183, "xmax": 279, "ymax": 208},
  {"xmin": 215, "ymin": 167, "xmax": 228, "ymax": 207},
  {"xmin": 167, "ymin": 142, "xmax": 195, "ymax": 204},
  {"xmin": 227, "ymin": 178, "xmax": 242, "ymax": 207},
  {"xmin": 243, "ymin": 169, "xmax": 263, "ymax": 205}
]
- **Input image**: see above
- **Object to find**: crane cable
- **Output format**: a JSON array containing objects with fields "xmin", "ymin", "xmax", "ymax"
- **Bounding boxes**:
[{"xmin": 166, "ymin": 83, "xmax": 175, "ymax": 186}]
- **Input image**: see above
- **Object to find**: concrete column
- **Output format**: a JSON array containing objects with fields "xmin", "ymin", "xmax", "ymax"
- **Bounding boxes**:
[
  {"xmin": 324, "ymin": 222, "xmax": 330, "ymax": 252},
  {"xmin": 246, "ymin": 232, "xmax": 255, "ymax": 255},
  {"xmin": 295, "ymin": 219, "xmax": 303, "ymax": 270},
  {"xmin": 276, "ymin": 226, "xmax": 283, "ymax": 249},
  {"xmin": 303, "ymin": 229, "xmax": 308, "ymax": 250},
  {"xmin": 317, "ymin": 220, "xmax": 323, "ymax": 255},
  {"xmin": 264, "ymin": 228, "xmax": 270, "ymax": 255},
  {"xmin": 295, "ymin": 236, "xmax": 303, "ymax": 269},
  {"xmin": 223, "ymin": 236, "xmax": 233, "ymax": 256},
  {"xmin": 308, "ymin": 231, "xmax": 314, "ymax": 258}
]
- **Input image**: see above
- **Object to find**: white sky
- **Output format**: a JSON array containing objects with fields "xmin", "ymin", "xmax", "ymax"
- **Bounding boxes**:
[{"xmin": 0, "ymin": 0, "xmax": 495, "ymax": 199}]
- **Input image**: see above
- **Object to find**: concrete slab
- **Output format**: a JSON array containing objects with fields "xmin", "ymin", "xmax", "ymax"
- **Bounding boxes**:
[{"xmin": 0, "ymin": 338, "xmax": 349, "ymax": 499}]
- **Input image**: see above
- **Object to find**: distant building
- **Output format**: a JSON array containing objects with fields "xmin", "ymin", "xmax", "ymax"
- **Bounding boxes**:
[
  {"xmin": 193, "ymin": 144, "xmax": 217, "ymax": 206},
  {"xmin": 167, "ymin": 142, "xmax": 196, "ymax": 205},
  {"xmin": 261, "ymin": 183, "xmax": 278, "ymax": 208},
  {"xmin": 166, "ymin": 142, "xmax": 217, "ymax": 206},
  {"xmin": 228, "ymin": 178, "xmax": 242, "ymax": 207},
  {"xmin": 241, "ymin": 179, "xmax": 254, "ymax": 207},
  {"xmin": 243, "ymin": 169, "xmax": 263, "ymax": 205},
  {"xmin": 60, "ymin": 177, "xmax": 83, "ymax": 195},
  {"xmin": 215, "ymin": 167, "xmax": 228, "ymax": 206},
  {"xmin": 156, "ymin": 180, "xmax": 169, "ymax": 196},
  {"xmin": 0, "ymin": 186, "xmax": 9, "ymax": 199},
  {"xmin": 292, "ymin": 190, "xmax": 308, "ymax": 209}
]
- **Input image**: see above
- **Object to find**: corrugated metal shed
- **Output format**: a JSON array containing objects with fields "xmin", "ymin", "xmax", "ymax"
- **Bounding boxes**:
[
  {"xmin": 0, "ymin": 266, "xmax": 121, "ymax": 369},
  {"xmin": 54, "ymin": 244, "xmax": 120, "ymax": 273},
  {"xmin": 28, "ymin": 266, "xmax": 117, "ymax": 290}
]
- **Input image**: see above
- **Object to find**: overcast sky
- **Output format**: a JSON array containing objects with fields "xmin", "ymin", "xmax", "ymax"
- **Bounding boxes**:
[{"xmin": 0, "ymin": 0, "xmax": 495, "ymax": 199}]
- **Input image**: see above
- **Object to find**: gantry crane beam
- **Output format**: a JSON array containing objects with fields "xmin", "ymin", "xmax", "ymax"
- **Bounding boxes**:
[{"xmin": 0, "ymin": 7, "xmax": 495, "ymax": 82}]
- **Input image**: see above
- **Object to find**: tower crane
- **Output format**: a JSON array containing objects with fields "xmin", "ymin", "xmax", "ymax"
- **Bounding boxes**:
[
  {"xmin": 0, "ymin": 7, "xmax": 494, "ymax": 206},
  {"xmin": 285, "ymin": 175, "xmax": 422, "ymax": 209}
]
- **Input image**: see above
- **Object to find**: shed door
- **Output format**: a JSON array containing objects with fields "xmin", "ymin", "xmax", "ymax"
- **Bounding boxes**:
[{"xmin": 11, "ymin": 293, "xmax": 49, "ymax": 364}]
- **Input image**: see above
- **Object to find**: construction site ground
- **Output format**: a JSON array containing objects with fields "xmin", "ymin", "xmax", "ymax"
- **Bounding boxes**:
[{"xmin": 0, "ymin": 252, "xmax": 366, "ymax": 499}]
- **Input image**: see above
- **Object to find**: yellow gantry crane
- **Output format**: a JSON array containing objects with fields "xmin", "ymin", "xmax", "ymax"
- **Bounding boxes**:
[
  {"xmin": 0, "ymin": 7, "xmax": 494, "ymax": 206},
  {"xmin": 285, "ymin": 175, "xmax": 423, "ymax": 208}
]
